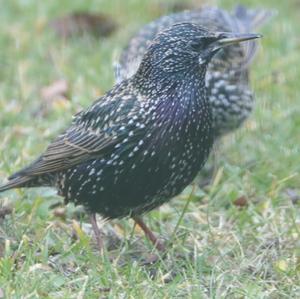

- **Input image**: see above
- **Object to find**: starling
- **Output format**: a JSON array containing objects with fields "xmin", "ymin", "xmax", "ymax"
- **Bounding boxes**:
[
  {"xmin": 116, "ymin": 5, "xmax": 273, "ymax": 136},
  {"xmin": 0, "ymin": 23, "xmax": 260, "ymax": 250}
]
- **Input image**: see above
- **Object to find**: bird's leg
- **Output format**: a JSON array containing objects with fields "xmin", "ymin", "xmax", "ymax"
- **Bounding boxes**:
[
  {"xmin": 133, "ymin": 216, "xmax": 165, "ymax": 252},
  {"xmin": 90, "ymin": 213, "xmax": 104, "ymax": 252}
]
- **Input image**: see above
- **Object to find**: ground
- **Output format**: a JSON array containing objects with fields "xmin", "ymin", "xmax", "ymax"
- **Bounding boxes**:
[{"xmin": 0, "ymin": 0, "xmax": 299, "ymax": 298}]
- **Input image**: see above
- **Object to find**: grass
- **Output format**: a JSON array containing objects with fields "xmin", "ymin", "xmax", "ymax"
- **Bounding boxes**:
[{"xmin": 0, "ymin": 0, "xmax": 299, "ymax": 298}]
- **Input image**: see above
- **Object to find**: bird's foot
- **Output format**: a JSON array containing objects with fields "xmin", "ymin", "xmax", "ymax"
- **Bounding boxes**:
[
  {"xmin": 140, "ymin": 253, "xmax": 162, "ymax": 266},
  {"xmin": 133, "ymin": 216, "xmax": 166, "ymax": 252}
]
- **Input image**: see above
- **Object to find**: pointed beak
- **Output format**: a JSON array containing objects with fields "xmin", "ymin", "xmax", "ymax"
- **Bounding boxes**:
[{"xmin": 215, "ymin": 32, "xmax": 262, "ymax": 49}]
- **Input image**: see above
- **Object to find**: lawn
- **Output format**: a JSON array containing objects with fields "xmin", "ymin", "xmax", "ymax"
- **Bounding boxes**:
[{"xmin": 0, "ymin": 0, "xmax": 299, "ymax": 298}]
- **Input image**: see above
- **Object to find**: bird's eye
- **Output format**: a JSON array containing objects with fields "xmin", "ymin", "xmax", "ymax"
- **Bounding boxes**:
[
  {"xmin": 189, "ymin": 37, "xmax": 217, "ymax": 52},
  {"xmin": 189, "ymin": 40, "xmax": 204, "ymax": 52}
]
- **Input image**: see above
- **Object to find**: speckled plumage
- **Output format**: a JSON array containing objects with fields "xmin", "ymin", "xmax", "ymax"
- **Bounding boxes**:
[
  {"xmin": 116, "ymin": 5, "xmax": 273, "ymax": 136},
  {"xmin": 0, "ymin": 24, "xmax": 260, "ymax": 228}
]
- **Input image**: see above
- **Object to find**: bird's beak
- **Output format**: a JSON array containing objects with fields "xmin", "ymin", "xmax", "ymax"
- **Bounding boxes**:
[{"xmin": 214, "ymin": 32, "xmax": 262, "ymax": 49}]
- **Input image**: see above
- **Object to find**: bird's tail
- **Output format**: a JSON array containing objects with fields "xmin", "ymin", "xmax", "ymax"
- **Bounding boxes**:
[
  {"xmin": 0, "ymin": 175, "xmax": 34, "ymax": 193},
  {"xmin": 0, "ymin": 170, "xmax": 52, "ymax": 193}
]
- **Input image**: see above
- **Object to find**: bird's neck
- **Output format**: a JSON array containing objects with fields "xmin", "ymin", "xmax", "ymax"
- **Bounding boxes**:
[
  {"xmin": 133, "ymin": 61, "xmax": 212, "ymax": 140},
  {"xmin": 133, "ymin": 62, "xmax": 207, "ymax": 100}
]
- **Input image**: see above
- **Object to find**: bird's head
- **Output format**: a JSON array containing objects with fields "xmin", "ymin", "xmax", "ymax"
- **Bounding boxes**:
[{"xmin": 137, "ymin": 23, "xmax": 261, "ymax": 80}]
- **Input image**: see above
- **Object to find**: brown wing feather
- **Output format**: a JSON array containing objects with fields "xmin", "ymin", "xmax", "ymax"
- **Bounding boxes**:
[
  {"xmin": 9, "ymin": 87, "xmax": 139, "ymax": 179},
  {"xmin": 7, "ymin": 80, "xmax": 145, "ymax": 180},
  {"xmin": 11, "ymin": 127, "xmax": 120, "ymax": 177}
]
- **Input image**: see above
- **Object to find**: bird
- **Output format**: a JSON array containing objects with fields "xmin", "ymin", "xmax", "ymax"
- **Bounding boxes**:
[
  {"xmin": 116, "ymin": 5, "xmax": 273, "ymax": 137},
  {"xmin": 0, "ymin": 23, "xmax": 260, "ymax": 251}
]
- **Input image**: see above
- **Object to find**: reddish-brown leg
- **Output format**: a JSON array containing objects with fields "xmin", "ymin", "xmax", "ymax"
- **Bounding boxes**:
[
  {"xmin": 133, "ymin": 216, "xmax": 165, "ymax": 252},
  {"xmin": 90, "ymin": 213, "xmax": 104, "ymax": 252}
]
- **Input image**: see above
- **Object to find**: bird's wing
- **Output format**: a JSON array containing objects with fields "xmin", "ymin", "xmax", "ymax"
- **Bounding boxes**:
[
  {"xmin": 19, "ymin": 128, "xmax": 118, "ymax": 176},
  {"xmin": 10, "ymin": 88, "xmax": 141, "ymax": 178}
]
